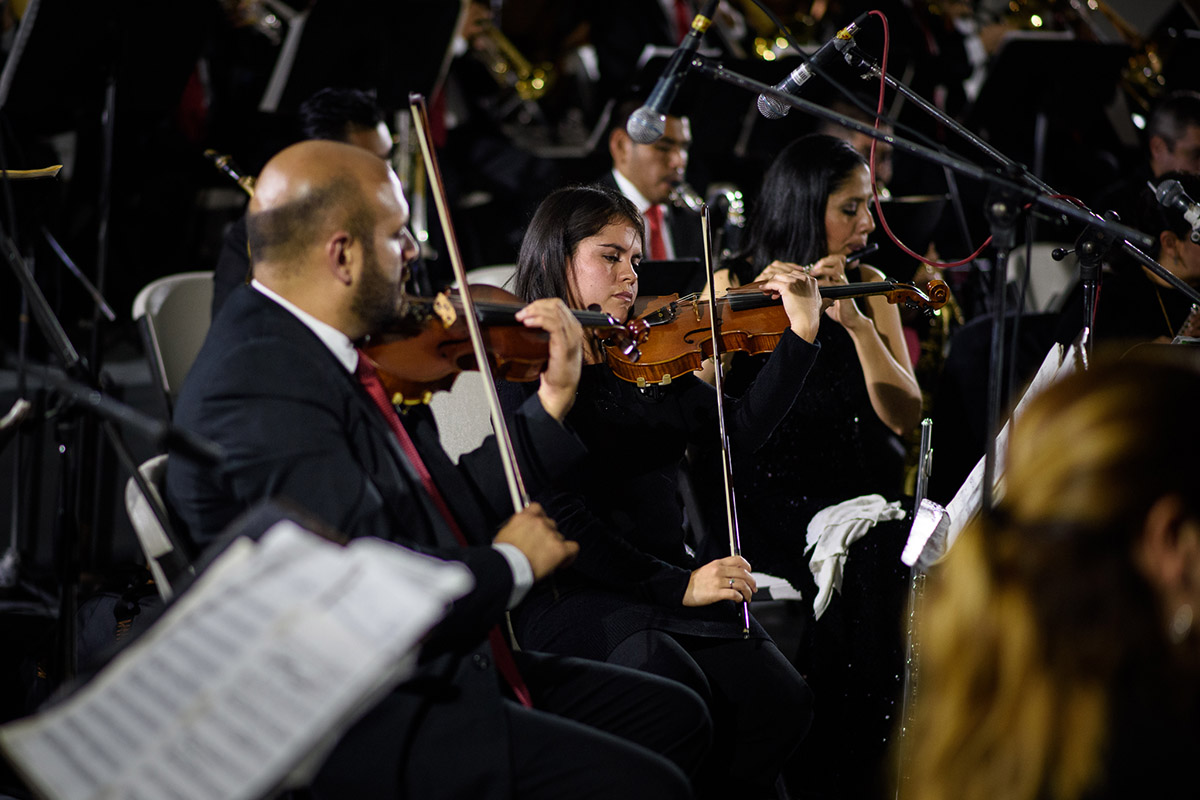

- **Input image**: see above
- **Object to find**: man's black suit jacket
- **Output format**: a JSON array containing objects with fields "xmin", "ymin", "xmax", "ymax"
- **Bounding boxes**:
[{"xmin": 166, "ymin": 284, "xmax": 587, "ymax": 798}]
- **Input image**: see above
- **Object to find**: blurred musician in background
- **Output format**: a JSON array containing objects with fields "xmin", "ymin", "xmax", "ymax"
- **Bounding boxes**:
[
  {"xmin": 598, "ymin": 99, "xmax": 705, "ymax": 267},
  {"xmin": 210, "ymin": 87, "xmax": 395, "ymax": 319}
]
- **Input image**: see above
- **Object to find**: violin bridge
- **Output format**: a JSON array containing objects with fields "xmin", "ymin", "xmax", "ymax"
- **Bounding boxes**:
[
  {"xmin": 432, "ymin": 292, "xmax": 457, "ymax": 328},
  {"xmin": 636, "ymin": 374, "xmax": 672, "ymax": 388}
]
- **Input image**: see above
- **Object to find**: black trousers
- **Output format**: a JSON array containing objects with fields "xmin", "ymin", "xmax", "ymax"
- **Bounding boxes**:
[
  {"xmin": 609, "ymin": 629, "xmax": 813, "ymax": 800},
  {"xmin": 312, "ymin": 651, "xmax": 710, "ymax": 800}
]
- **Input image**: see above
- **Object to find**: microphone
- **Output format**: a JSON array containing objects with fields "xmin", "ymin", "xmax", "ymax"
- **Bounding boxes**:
[
  {"xmin": 1152, "ymin": 178, "xmax": 1200, "ymax": 243},
  {"xmin": 626, "ymin": 0, "xmax": 720, "ymax": 144},
  {"xmin": 757, "ymin": 14, "xmax": 867, "ymax": 120}
]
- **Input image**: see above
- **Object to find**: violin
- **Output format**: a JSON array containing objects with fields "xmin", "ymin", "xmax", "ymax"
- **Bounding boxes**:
[
  {"xmin": 606, "ymin": 279, "xmax": 950, "ymax": 387},
  {"xmin": 361, "ymin": 283, "xmax": 648, "ymax": 404}
]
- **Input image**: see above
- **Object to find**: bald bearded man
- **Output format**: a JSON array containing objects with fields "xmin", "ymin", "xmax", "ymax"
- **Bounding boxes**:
[{"xmin": 166, "ymin": 141, "xmax": 710, "ymax": 800}]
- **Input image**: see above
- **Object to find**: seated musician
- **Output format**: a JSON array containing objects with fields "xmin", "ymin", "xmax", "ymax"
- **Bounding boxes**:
[
  {"xmin": 1055, "ymin": 171, "xmax": 1200, "ymax": 349},
  {"xmin": 499, "ymin": 183, "xmax": 822, "ymax": 799},
  {"xmin": 598, "ymin": 99, "xmax": 704, "ymax": 263},
  {"xmin": 702, "ymin": 133, "xmax": 922, "ymax": 798},
  {"xmin": 166, "ymin": 140, "xmax": 712, "ymax": 800}
]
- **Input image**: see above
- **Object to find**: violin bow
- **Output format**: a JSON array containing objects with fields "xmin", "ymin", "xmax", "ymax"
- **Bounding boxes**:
[
  {"xmin": 409, "ymin": 93, "xmax": 529, "ymax": 512},
  {"xmin": 701, "ymin": 205, "xmax": 751, "ymax": 638}
]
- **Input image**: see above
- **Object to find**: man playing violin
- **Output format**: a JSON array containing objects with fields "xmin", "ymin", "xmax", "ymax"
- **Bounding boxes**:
[{"xmin": 166, "ymin": 140, "xmax": 711, "ymax": 800}]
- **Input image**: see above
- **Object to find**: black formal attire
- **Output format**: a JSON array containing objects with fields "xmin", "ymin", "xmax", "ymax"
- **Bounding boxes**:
[
  {"xmin": 711, "ymin": 264, "xmax": 907, "ymax": 579},
  {"xmin": 700, "ymin": 261, "xmax": 912, "ymax": 800},
  {"xmin": 499, "ymin": 329, "xmax": 819, "ymax": 799},
  {"xmin": 166, "ymin": 284, "xmax": 711, "ymax": 800}
]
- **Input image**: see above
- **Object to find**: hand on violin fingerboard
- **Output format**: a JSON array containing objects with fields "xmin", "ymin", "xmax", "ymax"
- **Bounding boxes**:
[
  {"xmin": 756, "ymin": 261, "xmax": 821, "ymax": 343},
  {"xmin": 516, "ymin": 298, "xmax": 584, "ymax": 422},
  {"xmin": 683, "ymin": 556, "xmax": 756, "ymax": 606}
]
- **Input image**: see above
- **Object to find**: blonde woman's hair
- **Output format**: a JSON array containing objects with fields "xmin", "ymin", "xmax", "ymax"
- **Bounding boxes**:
[{"xmin": 901, "ymin": 350, "xmax": 1200, "ymax": 800}]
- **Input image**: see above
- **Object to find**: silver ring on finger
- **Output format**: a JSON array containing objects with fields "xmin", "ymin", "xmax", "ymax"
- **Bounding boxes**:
[
  {"xmin": 728, "ymin": 577, "xmax": 735, "ymax": 588},
  {"xmin": 803, "ymin": 264, "xmax": 812, "ymax": 274}
]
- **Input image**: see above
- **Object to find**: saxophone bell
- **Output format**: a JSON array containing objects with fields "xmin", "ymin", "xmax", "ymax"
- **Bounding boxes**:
[{"xmin": 668, "ymin": 181, "xmax": 705, "ymax": 214}]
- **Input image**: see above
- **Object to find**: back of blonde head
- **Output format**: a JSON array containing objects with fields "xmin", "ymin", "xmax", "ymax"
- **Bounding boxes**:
[{"xmin": 902, "ymin": 351, "xmax": 1200, "ymax": 800}]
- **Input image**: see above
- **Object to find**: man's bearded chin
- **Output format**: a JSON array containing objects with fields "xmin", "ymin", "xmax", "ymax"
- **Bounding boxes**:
[{"xmin": 351, "ymin": 249, "xmax": 406, "ymax": 334}]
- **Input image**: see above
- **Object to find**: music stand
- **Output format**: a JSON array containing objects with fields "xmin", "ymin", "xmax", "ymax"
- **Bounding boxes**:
[
  {"xmin": 870, "ymin": 194, "xmax": 948, "ymax": 282},
  {"xmin": 967, "ymin": 36, "xmax": 1132, "ymax": 181},
  {"xmin": 636, "ymin": 257, "xmax": 707, "ymax": 296}
]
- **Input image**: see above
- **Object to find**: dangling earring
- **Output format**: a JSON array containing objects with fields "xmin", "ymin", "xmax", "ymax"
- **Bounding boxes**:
[{"xmin": 1170, "ymin": 603, "xmax": 1194, "ymax": 644}]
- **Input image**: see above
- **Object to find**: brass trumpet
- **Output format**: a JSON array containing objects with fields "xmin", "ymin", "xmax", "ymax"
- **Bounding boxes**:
[
  {"xmin": 473, "ymin": 20, "xmax": 554, "ymax": 102},
  {"xmin": 988, "ymin": 0, "xmax": 1165, "ymax": 112}
]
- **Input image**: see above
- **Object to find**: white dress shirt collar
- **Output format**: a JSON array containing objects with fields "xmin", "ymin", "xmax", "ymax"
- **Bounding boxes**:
[
  {"xmin": 612, "ymin": 167, "xmax": 654, "ymax": 213},
  {"xmin": 251, "ymin": 280, "xmax": 359, "ymax": 374}
]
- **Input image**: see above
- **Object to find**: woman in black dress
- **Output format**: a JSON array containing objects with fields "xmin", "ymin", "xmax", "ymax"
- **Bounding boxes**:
[
  {"xmin": 500, "ymin": 184, "xmax": 823, "ymax": 799},
  {"xmin": 715, "ymin": 133, "xmax": 922, "ymax": 547},
  {"xmin": 701, "ymin": 133, "xmax": 922, "ymax": 799}
]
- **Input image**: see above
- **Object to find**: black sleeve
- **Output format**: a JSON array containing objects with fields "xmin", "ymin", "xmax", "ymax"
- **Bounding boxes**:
[
  {"xmin": 496, "ymin": 380, "xmax": 694, "ymax": 606},
  {"xmin": 543, "ymin": 492, "xmax": 695, "ymax": 607},
  {"xmin": 168, "ymin": 337, "xmax": 514, "ymax": 656},
  {"xmin": 456, "ymin": 390, "xmax": 589, "ymax": 521},
  {"xmin": 675, "ymin": 330, "xmax": 820, "ymax": 453}
]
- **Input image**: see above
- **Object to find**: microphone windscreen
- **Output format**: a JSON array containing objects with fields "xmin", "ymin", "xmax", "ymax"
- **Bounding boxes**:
[
  {"xmin": 626, "ymin": 108, "xmax": 666, "ymax": 145},
  {"xmin": 756, "ymin": 93, "xmax": 789, "ymax": 120},
  {"xmin": 1155, "ymin": 179, "xmax": 1183, "ymax": 207}
]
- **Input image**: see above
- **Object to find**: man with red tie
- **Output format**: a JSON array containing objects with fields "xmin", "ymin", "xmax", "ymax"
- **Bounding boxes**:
[
  {"xmin": 601, "ymin": 100, "xmax": 703, "ymax": 264},
  {"xmin": 166, "ymin": 140, "xmax": 710, "ymax": 799}
]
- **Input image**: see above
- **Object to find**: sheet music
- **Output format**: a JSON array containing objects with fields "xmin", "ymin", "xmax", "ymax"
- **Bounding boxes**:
[
  {"xmin": 942, "ymin": 339, "xmax": 1085, "ymax": 553},
  {"xmin": 0, "ymin": 521, "xmax": 473, "ymax": 800}
]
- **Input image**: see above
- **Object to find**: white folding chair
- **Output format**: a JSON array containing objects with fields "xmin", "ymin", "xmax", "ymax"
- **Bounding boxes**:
[
  {"xmin": 123, "ymin": 454, "xmax": 180, "ymax": 601},
  {"xmin": 131, "ymin": 271, "xmax": 214, "ymax": 416},
  {"xmin": 460, "ymin": 263, "xmax": 518, "ymax": 291}
]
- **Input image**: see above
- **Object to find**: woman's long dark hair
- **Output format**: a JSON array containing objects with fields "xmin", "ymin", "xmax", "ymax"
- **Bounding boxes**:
[
  {"xmin": 513, "ymin": 184, "xmax": 644, "ymax": 305},
  {"xmin": 742, "ymin": 133, "xmax": 868, "ymax": 268}
]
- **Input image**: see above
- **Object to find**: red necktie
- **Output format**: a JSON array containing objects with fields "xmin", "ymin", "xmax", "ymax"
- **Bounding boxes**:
[
  {"xmin": 356, "ymin": 351, "xmax": 533, "ymax": 708},
  {"xmin": 673, "ymin": 0, "xmax": 692, "ymax": 43},
  {"xmin": 429, "ymin": 88, "xmax": 448, "ymax": 149},
  {"xmin": 645, "ymin": 204, "xmax": 667, "ymax": 260}
]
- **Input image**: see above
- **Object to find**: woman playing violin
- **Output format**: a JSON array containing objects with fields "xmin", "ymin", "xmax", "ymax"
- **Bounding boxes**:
[
  {"xmin": 711, "ymin": 134, "xmax": 922, "ymax": 537},
  {"xmin": 693, "ymin": 133, "xmax": 923, "ymax": 798},
  {"xmin": 499, "ymin": 184, "xmax": 823, "ymax": 799}
]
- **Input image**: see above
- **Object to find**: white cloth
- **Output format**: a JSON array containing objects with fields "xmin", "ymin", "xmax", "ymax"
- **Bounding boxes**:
[{"xmin": 806, "ymin": 494, "xmax": 906, "ymax": 620}]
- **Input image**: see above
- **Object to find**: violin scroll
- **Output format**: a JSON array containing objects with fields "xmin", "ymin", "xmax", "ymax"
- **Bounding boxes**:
[{"xmin": 884, "ymin": 279, "xmax": 950, "ymax": 316}]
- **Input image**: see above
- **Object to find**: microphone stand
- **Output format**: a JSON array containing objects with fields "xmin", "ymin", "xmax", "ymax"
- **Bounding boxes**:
[
  {"xmin": 2, "ymin": 228, "xmax": 219, "ymax": 683},
  {"xmin": 686, "ymin": 56, "xmax": 1152, "ymax": 261},
  {"xmin": 837, "ymin": 43, "xmax": 1200, "ymax": 312},
  {"xmin": 685, "ymin": 54, "xmax": 1194, "ymax": 508},
  {"xmin": 837, "ymin": 45, "xmax": 982, "ymax": 289}
]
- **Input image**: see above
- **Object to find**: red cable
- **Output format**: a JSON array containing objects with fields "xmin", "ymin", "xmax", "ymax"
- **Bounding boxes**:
[{"xmin": 866, "ymin": 9, "xmax": 991, "ymax": 269}]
